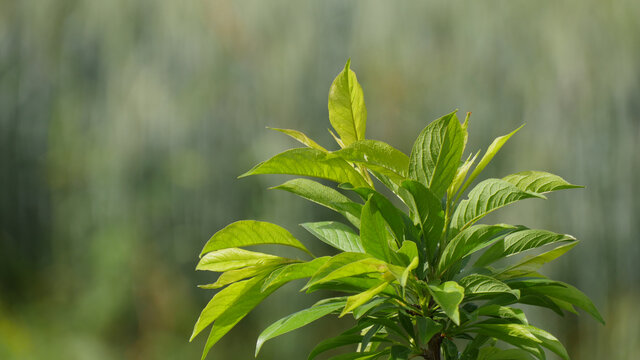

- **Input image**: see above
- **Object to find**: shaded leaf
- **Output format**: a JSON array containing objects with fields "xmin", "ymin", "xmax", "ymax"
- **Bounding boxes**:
[
  {"xmin": 476, "ymin": 229, "xmax": 575, "ymax": 267},
  {"xmin": 459, "ymin": 274, "xmax": 520, "ymax": 300},
  {"xmin": 496, "ymin": 242, "xmax": 578, "ymax": 279},
  {"xmin": 360, "ymin": 197, "xmax": 396, "ymax": 263},
  {"xmin": 428, "ymin": 281, "xmax": 465, "ymax": 325},
  {"xmin": 401, "ymin": 180, "xmax": 444, "ymax": 261}
]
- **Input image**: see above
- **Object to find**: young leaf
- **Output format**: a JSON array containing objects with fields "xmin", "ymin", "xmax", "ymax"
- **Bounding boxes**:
[
  {"xmin": 438, "ymin": 224, "xmax": 516, "ymax": 276},
  {"xmin": 240, "ymin": 148, "xmax": 370, "ymax": 188},
  {"xmin": 301, "ymin": 221, "xmax": 365, "ymax": 253},
  {"xmin": 427, "ymin": 281, "xmax": 465, "ymax": 325},
  {"xmin": 200, "ymin": 220, "xmax": 312, "ymax": 257},
  {"xmin": 328, "ymin": 59, "xmax": 367, "ymax": 147},
  {"xmin": 304, "ymin": 257, "xmax": 394, "ymax": 289},
  {"xmin": 272, "ymin": 178, "xmax": 362, "ymax": 227},
  {"xmin": 196, "ymin": 248, "xmax": 289, "ymax": 272},
  {"xmin": 459, "ymin": 125, "xmax": 524, "ymax": 197},
  {"xmin": 198, "ymin": 264, "xmax": 282, "ymax": 289},
  {"xmin": 449, "ymin": 151, "xmax": 480, "ymax": 200},
  {"xmin": 332, "ymin": 140, "xmax": 409, "ymax": 180},
  {"xmin": 255, "ymin": 298, "xmax": 347, "ymax": 356},
  {"xmin": 268, "ymin": 127, "xmax": 328, "ymax": 152},
  {"xmin": 475, "ymin": 229, "xmax": 576, "ymax": 267},
  {"xmin": 449, "ymin": 179, "xmax": 545, "ymax": 236},
  {"xmin": 502, "ymin": 170, "xmax": 583, "ymax": 194},
  {"xmin": 340, "ymin": 280, "xmax": 391, "ymax": 317},
  {"xmin": 262, "ymin": 256, "xmax": 331, "ymax": 291},
  {"xmin": 409, "ymin": 111, "xmax": 465, "ymax": 198}
]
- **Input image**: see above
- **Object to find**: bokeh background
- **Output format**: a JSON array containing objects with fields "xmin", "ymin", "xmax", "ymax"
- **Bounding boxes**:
[{"xmin": 1, "ymin": 1, "xmax": 639, "ymax": 359}]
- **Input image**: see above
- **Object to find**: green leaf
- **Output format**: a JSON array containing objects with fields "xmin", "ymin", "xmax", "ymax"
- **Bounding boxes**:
[
  {"xmin": 332, "ymin": 140, "xmax": 409, "ymax": 180},
  {"xmin": 525, "ymin": 325, "xmax": 569, "ymax": 360},
  {"xmin": 438, "ymin": 224, "xmax": 516, "ymax": 276},
  {"xmin": 327, "ymin": 350, "xmax": 391, "ymax": 360},
  {"xmin": 255, "ymin": 298, "xmax": 347, "ymax": 356},
  {"xmin": 397, "ymin": 240, "xmax": 419, "ymax": 266},
  {"xmin": 200, "ymin": 220, "xmax": 312, "ymax": 257},
  {"xmin": 470, "ymin": 323, "xmax": 542, "ymax": 347},
  {"xmin": 360, "ymin": 197, "xmax": 396, "ymax": 263},
  {"xmin": 304, "ymin": 257, "xmax": 402, "ymax": 290},
  {"xmin": 409, "ymin": 111, "xmax": 465, "ymax": 198},
  {"xmin": 496, "ymin": 242, "xmax": 578, "ymax": 279},
  {"xmin": 475, "ymin": 229, "xmax": 576, "ymax": 267},
  {"xmin": 428, "ymin": 281, "xmax": 465, "ymax": 325},
  {"xmin": 401, "ymin": 180, "xmax": 444, "ymax": 261},
  {"xmin": 198, "ymin": 264, "xmax": 282, "ymax": 289},
  {"xmin": 416, "ymin": 317, "xmax": 443, "ymax": 346},
  {"xmin": 449, "ymin": 179, "xmax": 545, "ymax": 236},
  {"xmin": 477, "ymin": 347, "xmax": 536, "ymax": 360},
  {"xmin": 513, "ymin": 280, "xmax": 604, "ymax": 324},
  {"xmin": 268, "ymin": 127, "xmax": 328, "ymax": 152},
  {"xmin": 340, "ymin": 280, "xmax": 391, "ymax": 317},
  {"xmin": 449, "ymin": 151, "xmax": 480, "ymax": 200},
  {"xmin": 503, "ymin": 171, "xmax": 583, "ymax": 194},
  {"xmin": 328, "ymin": 59, "xmax": 367, "ymax": 147},
  {"xmin": 390, "ymin": 345, "xmax": 412, "ymax": 360},
  {"xmin": 240, "ymin": 147, "xmax": 370, "ymax": 188},
  {"xmin": 474, "ymin": 305, "xmax": 528, "ymax": 324},
  {"xmin": 272, "ymin": 178, "xmax": 362, "ymax": 227},
  {"xmin": 308, "ymin": 333, "xmax": 389, "ymax": 360},
  {"xmin": 301, "ymin": 221, "xmax": 365, "ymax": 253},
  {"xmin": 459, "ymin": 274, "xmax": 520, "ymax": 300},
  {"xmin": 262, "ymin": 256, "xmax": 331, "ymax": 291},
  {"xmin": 459, "ymin": 125, "xmax": 524, "ymax": 197},
  {"xmin": 196, "ymin": 248, "xmax": 288, "ymax": 272}
]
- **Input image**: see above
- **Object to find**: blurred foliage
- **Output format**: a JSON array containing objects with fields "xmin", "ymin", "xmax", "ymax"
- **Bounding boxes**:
[{"xmin": 0, "ymin": 0, "xmax": 638, "ymax": 359}]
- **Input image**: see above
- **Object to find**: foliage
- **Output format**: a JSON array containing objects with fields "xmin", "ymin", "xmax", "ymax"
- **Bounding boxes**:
[{"xmin": 191, "ymin": 60, "xmax": 602, "ymax": 360}]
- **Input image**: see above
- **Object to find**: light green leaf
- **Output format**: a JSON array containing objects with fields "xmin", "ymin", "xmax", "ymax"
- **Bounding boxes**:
[
  {"xmin": 438, "ymin": 224, "xmax": 516, "ymax": 276},
  {"xmin": 302, "ymin": 221, "xmax": 364, "ymax": 253},
  {"xmin": 340, "ymin": 280, "xmax": 391, "ymax": 317},
  {"xmin": 240, "ymin": 147, "xmax": 370, "ymax": 188},
  {"xmin": 256, "ymin": 298, "xmax": 347, "ymax": 356},
  {"xmin": 332, "ymin": 140, "xmax": 409, "ymax": 180},
  {"xmin": 449, "ymin": 151, "xmax": 480, "ymax": 200},
  {"xmin": 305, "ymin": 257, "xmax": 399, "ymax": 290},
  {"xmin": 272, "ymin": 178, "xmax": 362, "ymax": 227},
  {"xmin": 360, "ymin": 197, "xmax": 395, "ymax": 263},
  {"xmin": 449, "ymin": 179, "xmax": 545, "ymax": 236},
  {"xmin": 200, "ymin": 220, "xmax": 312, "ymax": 257},
  {"xmin": 471, "ymin": 323, "xmax": 542, "ymax": 347},
  {"xmin": 496, "ymin": 242, "xmax": 578, "ymax": 279},
  {"xmin": 459, "ymin": 274, "xmax": 520, "ymax": 299},
  {"xmin": 428, "ymin": 281, "xmax": 465, "ymax": 325},
  {"xmin": 396, "ymin": 240, "xmax": 419, "ymax": 266},
  {"xmin": 328, "ymin": 59, "xmax": 367, "ymax": 147},
  {"xmin": 409, "ymin": 111, "xmax": 465, "ymax": 198},
  {"xmin": 268, "ymin": 127, "xmax": 328, "ymax": 152},
  {"xmin": 401, "ymin": 180, "xmax": 444, "ymax": 261},
  {"xmin": 262, "ymin": 256, "xmax": 331, "ymax": 291},
  {"xmin": 503, "ymin": 170, "xmax": 583, "ymax": 194},
  {"xmin": 459, "ymin": 125, "xmax": 524, "ymax": 197},
  {"xmin": 196, "ymin": 248, "xmax": 288, "ymax": 272},
  {"xmin": 198, "ymin": 264, "xmax": 282, "ymax": 289},
  {"xmin": 475, "ymin": 229, "xmax": 576, "ymax": 267}
]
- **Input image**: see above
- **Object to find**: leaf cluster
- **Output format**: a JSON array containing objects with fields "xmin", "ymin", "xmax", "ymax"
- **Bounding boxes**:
[{"xmin": 192, "ymin": 60, "xmax": 602, "ymax": 360}]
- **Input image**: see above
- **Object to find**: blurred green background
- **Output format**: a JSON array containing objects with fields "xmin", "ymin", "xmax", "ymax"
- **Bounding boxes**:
[{"xmin": 1, "ymin": 1, "xmax": 639, "ymax": 359}]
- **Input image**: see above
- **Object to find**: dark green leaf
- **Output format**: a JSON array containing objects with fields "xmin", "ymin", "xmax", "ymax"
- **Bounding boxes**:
[
  {"xmin": 401, "ymin": 180, "xmax": 444, "ymax": 261},
  {"xmin": 459, "ymin": 274, "xmax": 520, "ymax": 300},
  {"xmin": 416, "ymin": 317, "xmax": 443, "ymax": 347},
  {"xmin": 496, "ymin": 242, "xmax": 578, "ymax": 279},
  {"xmin": 255, "ymin": 298, "xmax": 347, "ymax": 356}
]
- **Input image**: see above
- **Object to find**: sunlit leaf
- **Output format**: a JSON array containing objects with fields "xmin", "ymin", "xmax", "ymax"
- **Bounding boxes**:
[
  {"xmin": 333, "ymin": 139, "xmax": 409, "ymax": 180},
  {"xmin": 240, "ymin": 147, "xmax": 370, "ymax": 188},
  {"xmin": 476, "ymin": 229, "xmax": 575, "ymax": 267},
  {"xmin": 328, "ymin": 59, "xmax": 367, "ymax": 147},
  {"xmin": 196, "ymin": 248, "xmax": 289, "ymax": 272},
  {"xmin": 340, "ymin": 280, "xmax": 392, "ymax": 317},
  {"xmin": 496, "ymin": 242, "xmax": 578, "ymax": 279},
  {"xmin": 459, "ymin": 274, "xmax": 520, "ymax": 300},
  {"xmin": 428, "ymin": 281, "xmax": 465, "ymax": 325},
  {"xmin": 301, "ymin": 221, "xmax": 364, "ymax": 253},
  {"xmin": 503, "ymin": 170, "xmax": 583, "ymax": 194},
  {"xmin": 268, "ymin": 127, "xmax": 328, "ymax": 152},
  {"xmin": 200, "ymin": 220, "xmax": 312, "ymax": 257}
]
